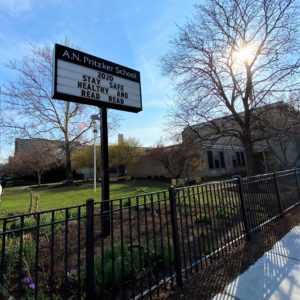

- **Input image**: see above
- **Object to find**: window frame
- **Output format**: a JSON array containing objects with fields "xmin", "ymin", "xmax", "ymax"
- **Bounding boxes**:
[
  {"xmin": 232, "ymin": 151, "xmax": 246, "ymax": 168},
  {"xmin": 207, "ymin": 150, "xmax": 226, "ymax": 169}
]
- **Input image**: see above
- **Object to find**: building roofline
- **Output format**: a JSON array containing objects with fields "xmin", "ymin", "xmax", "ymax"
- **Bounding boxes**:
[{"xmin": 184, "ymin": 101, "xmax": 287, "ymax": 132}]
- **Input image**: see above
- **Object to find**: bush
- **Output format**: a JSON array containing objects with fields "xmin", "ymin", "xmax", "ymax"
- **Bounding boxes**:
[
  {"xmin": 202, "ymin": 245, "xmax": 216, "ymax": 256},
  {"xmin": 9, "ymin": 217, "xmax": 37, "ymax": 232},
  {"xmin": 195, "ymin": 212, "xmax": 211, "ymax": 224},
  {"xmin": 1, "ymin": 237, "xmax": 36, "ymax": 296},
  {"xmin": 78, "ymin": 240, "xmax": 173, "ymax": 298},
  {"xmin": 123, "ymin": 199, "xmax": 131, "ymax": 207},
  {"xmin": 147, "ymin": 241, "xmax": 174, "ymax": 269},
  {"xmin": 216, "ymin": 208, "xmax": 233, "ymax": 220}
]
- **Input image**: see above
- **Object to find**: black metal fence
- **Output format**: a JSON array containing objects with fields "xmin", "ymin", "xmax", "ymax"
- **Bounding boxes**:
[{"xmin": 0, "ymin": 169, "xmax": 299, "ymax": 299}]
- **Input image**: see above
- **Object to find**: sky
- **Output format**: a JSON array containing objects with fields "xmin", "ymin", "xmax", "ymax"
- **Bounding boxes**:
[{"xmin": 0, "ymin": 0, "xmax": 197, "ymax": 162}]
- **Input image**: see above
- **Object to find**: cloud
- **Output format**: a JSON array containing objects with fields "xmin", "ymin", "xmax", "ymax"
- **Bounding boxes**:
[
  {"xmin": 143, "ymin": 98, "xmax": 173, "ymax": 109},
  {"xmin": 0, "ymin": 35, "xmax": 30, "ymax": 67},
  {"xmin": 0, "ymin": 0, "xmax": 59, "ymax": 16},
  {"xmin": 0, "ymin": 0, "xmax": 33, "ymax": 15}
]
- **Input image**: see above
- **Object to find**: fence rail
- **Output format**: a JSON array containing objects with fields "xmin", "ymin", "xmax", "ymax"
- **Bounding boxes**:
[{"xmin": 1, "ymin": 169, "xmax": 300, "ymax": 299}]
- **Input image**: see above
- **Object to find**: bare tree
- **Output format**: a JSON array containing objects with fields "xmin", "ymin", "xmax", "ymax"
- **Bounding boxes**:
[
  {"xmin": 1, "ymin": 43, "xmax": 119, "ymax": 180},
  {"xmin": 12, "ymin": 142, "xmax": 61, "ymax": 186},
  {"xmin": 262, "ymin": 100, "xmax": 300, "ymax": 169},
  {"xmin": 162, "ymin": 0, "xmax": 300, "ymax": 175},
  {"xmin": 148, "ymin": 140, "xmax": 203, "ymax": 179}
]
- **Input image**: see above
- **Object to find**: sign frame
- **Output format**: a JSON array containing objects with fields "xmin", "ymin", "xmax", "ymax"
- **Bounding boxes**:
[{"xmin": 52, "ymin": 43, "xmax": 142, "ymax": 113}]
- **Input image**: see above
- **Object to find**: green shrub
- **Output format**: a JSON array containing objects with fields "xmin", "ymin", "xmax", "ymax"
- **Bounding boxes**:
[
  {"xmin": 216, "ymin": 208, "xmax": 233, "ymax": 220},
  {"xmin": 9, "ymin": 217, "xmax": 37, "ymax": 232},
  {"xmin": 123, "ymin": 199, "xmax": 131, "ymax": 207},
  {"xmin": 202, "ymin": 245, "xmax": 215, "ymax": 256},
  {"xmin": 147, "ymin": 241, "xmax": 174, "ymax": 269},
  {"xmin": 79, "ymin": 240, "xmax": 173, "ymax": 297},
  {"xmin": 1, "ymin": 237, "xmax": 36, "ymax": 295},
  {"xmin": 195, "ymin": 212, "xmax": 211, "ymax": 224},
  {"xmin": 253, "ymin": 206, "xmax": 265, "ymax": 214},
  {"xmin": 9, "ymin": 214, "xmax": 63, "ymax": 235}
]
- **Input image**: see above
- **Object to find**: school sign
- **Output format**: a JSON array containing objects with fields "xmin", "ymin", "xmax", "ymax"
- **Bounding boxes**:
[{"xmin": 52, "ymin": 44, "xmax": 142, "ymax": 112}]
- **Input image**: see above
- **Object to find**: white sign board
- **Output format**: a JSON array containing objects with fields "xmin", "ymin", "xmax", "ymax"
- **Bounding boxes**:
[{"xmin": 52, "ymin": 44, "xmax": 142, "ymax": 112}]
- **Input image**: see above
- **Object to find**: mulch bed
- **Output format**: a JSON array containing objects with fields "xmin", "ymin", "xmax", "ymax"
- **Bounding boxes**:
[{"xmin": 158, "ymin": 204, "xmax": 300, "ymax": 300}]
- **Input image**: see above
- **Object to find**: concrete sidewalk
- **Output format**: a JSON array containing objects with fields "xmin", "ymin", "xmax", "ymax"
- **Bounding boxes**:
[{"xmin": 213, "ymin": 226, "xmax": 300, "ymax": 300}]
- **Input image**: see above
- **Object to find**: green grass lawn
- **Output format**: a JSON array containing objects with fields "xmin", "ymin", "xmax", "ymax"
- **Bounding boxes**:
[{"xmin": 0, "ymin": 179, "xmax": 169, "ymax": 216}]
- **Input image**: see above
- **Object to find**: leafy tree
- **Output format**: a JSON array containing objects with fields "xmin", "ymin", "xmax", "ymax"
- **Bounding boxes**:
[
  {"xmin": 162, "ymin": 0, "xmax": 300, "ymax": 175},
  {"xmin": 71, "ymin": 137, "xmax": 143, "ymax": 176},
  {"xmin": 71, "ymin": 145, "xmax": 101, "ymax": 172},
  {"xmin": 109, "ymin": 137, "xmax": 143, "ymax": 174}
]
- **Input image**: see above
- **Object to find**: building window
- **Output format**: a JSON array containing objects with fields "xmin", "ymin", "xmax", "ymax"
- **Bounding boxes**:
[
  {"xmin": 233, "ymin": 151, "xmax": 245, "ymax": 168},
  {"xmin": 208, "ymin": 150, "xmax": 226, "ymax": 169},
  {"xmin": 232, "ymin": 156, "xmax": 237, "ymax": 168}
]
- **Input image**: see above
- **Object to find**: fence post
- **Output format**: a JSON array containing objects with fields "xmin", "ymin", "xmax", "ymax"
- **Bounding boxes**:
[
  {"xmin": 274, "ymin": 172, "xmax": 283, "ymax": 217},
  {"xmin": 0, "ymin": 219, "xmax": 7, "ymax": 299},
  {"xmin": 169, "ymin": 186, "xmax": 183, "ymax": 287},
  {"xmin": 294, "ymin": 168, "xmax": 300, "ymax": 202},
  {"xmin": 86, "ymin": 199, "xmax": 95, "ymax": 299},
  {"xmin": 236, "ymin": 177, "xmax": 251, "ymax": 241},
  {"xmin": 101, "ymin": 200, "xmax": 111, "ymax": 237}
]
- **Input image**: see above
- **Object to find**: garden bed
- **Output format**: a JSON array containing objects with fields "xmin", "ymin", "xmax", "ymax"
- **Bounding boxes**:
[{"xmin": 160, "ymin": 204, "xmax": 300, "ymax": 300}]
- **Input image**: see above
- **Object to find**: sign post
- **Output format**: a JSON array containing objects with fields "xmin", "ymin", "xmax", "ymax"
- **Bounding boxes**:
[
  {"xmin": 52, "ymin": 44, "xmax": 142, "ymax": 236},
  {"xmin": 100, "ymin": 107, "xmax": 110, "ymax": 236}
]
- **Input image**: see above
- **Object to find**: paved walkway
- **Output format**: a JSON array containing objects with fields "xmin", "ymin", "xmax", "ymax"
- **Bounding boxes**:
[{"xmin": 213, "ymin": 226, "xmax": 300, "ymax": 300}]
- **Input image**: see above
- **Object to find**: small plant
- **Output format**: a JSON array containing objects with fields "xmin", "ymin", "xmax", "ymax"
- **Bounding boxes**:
[
  {"xmin": 195, "ymin": 212, "xmax": 211, "ymax": 224},
  {"xmin": 77, "ymin": 242, "xmax": 144, "ymax": 297},
  {"xmin": 216, "ymin": 208, "xmax": 233, "ymax": 220},
  {"xmin": 202, "ymin": 245, "xmax": 216, "ymax": 256},
  {"xmin": 1, "ymin": 237, "xmax": 36, "ymax": 296},
  {"xmin": 22, "ymin": 276, "xmax": 36, "ymax": 294},
  {"xmin": 147, "ymin": 241, "xmax": 174, "ymax": 269},
  {"xmin": 254, "ymin": 212, "xmax": 267, "ymax": 225},
  {"xmin": 77, "ymin": 240, "xmax": 173, "ymax": 298},
  {"xmin": 253, "ymin": 206, "xmax": 265, "ymax": 214},
  {"xmin": 123, "ymin": 199, "xmax": 131, "ymax": 207},
  {"xmin": 9, "ymin": 216, "xmax": 37, "ymax": 232}
]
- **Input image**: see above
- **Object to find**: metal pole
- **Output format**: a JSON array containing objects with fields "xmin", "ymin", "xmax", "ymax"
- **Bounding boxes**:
[
  {"xmin": 100, "ymin": 107, "xmax": 110, "ymax": 236},
  {"xmin": 169, "ymin": 186, "xmax": 183, "ymax": 287},
  {"xmin": 93, "ymin": 121, "xmax": 97, "ymax": 193},
  {"xmin": 237, "ymin": 177, "xmax": 251, "ymax": 241},
  {"xmin": 294, "ymin": 168, "xmax": 300, "ymax": 202},
  {"xmin": 86, "ymin": 199, "xmax": 95, "ymax": 299},
  {"xmin": 274, "ymin": 172, "xmax": 283, "ymax": 217}
]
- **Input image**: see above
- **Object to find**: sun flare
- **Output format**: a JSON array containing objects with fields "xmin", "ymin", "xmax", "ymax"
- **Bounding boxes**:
[{"xmin": 233, "ymin": 44, "xmax": 256, "ymax": 65}]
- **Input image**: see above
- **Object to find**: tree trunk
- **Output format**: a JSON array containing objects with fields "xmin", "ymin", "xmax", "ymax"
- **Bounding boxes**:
[
  {"xmin": 243, "ymin": 140, "xmax": 256, "ymax": 176},
  {"xmin": 65, "ymin": 142, "xmax": 73, "ymax": 181},
  {"xmin": 38, "ymin": 173, "xmax": 42, "ymax": 186}
]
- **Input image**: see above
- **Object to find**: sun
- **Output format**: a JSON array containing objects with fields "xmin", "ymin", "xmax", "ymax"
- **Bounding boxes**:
[{"xmin": 232, "ymin": 43, "xmax": 256, "ymax": 65}]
